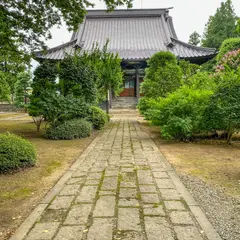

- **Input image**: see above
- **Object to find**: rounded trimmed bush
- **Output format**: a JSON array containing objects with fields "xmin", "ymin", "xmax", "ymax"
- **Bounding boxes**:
[
  {"xmin": 87, "ymin": 106, "xmax": 109, "ymax": 130},
  {"xmin": 0, "ymin": 133, "xmax": 37, "ymax": 173},
  {"xmin": 45, "ymin": 119, "xmax": 92, "ymax": 140}
]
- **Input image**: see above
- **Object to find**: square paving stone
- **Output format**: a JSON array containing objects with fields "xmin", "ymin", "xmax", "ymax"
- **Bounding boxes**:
[
  {"xmin": 99, "ymin": 190, "xmax": 116, "ymax": 196},
  {"xmin": 121, "ymin": 168, "xmax": 134, "ymax": 173},
  {"xmin": 93, "ymin": 196, "xmax": 115, "ymax": 217},
  {"xmin": 67, "ymin": 177, "xmax": 84, "ymax": 185},
  {"xmin": 40, "ymin": 209, "xmax": 67, "ymax": 222},
  {"xmin": 75, "ymin": 186, "xmax": 97, "ymax": 203},
  {"xmin": 174, "ymin": 226, "xmax": 204, "ymax": 240},
  {"xmin": 119, "ymin": 188, "xmax": 137, "ymax": 198},
  {"xmin": 164, "ymin": 201, "xmax": 186, "ymax": 211},
  {"xmin": 85, "ymin": 179, "xmax": 100, "ymax": 186},
  {"xmin": 48, "ymin": 196, "xmax": 74, "ymax": 210},
  {"xmin": 87, "ymin": 218, "xmax": 114, "ymax": 240},
  {"xmin": 160, "ymin": 189, "xmax": 181, "ymax": 200},
  {"xmin": 118, "ymin": 198, "xmax": 139, "ymax": 207},
  {"xmin": 87, "ymin": 172, "xmax": 103, "ymax": 180},
  {"xmin": 105, "ymin": 170, "xmax": 119, "ymax": 177},
  {"xmin": 143, "ymin": 204, "xmax": 165, "ymax": 216},
  {"xmin": 26, "ymin": 222, "xmax": 60, "ymax": 240},
  {"xmin": 144, "ymin": 217, "xmax": 174, "ymax": 240},
  {"xmin": 139, "ymin": 185, "xmax": 157, "ymax": 193},
  {"xmin": 120, "ymin": 181, "xmax": 136, "ymax": 188},
  {"xmin": 102, "ymin": 177, "xmax": 118, "ymax": 190},
  {"xmin": 170, "ymin": 211, "xmax": 195, "ymax": 225},
  {"xmin": 118, "ymin": 208, "xmax": 141, "ymax": 231},
  {"xmin": 141, "ymin": 193, "xmax": 160, "ymax": 204},
  {"xmin": 153, "ymin": 172, "xmax": 169, "ymax": 179},
  {"xmin": 54, "ymin": 226, "xmax": 84, "ymax": 240},
  {"xmin": 72, "ymin": 170, "xmax": 88, "ymax": 178},
  {"xmin": 64, "ymin": 204, "xmax": 92, "ymax": 225},
  {"xmin": 59, "ymin": 184, "xmax": 80, "ymax": 196},
  {"xmin": 156, "ymin": 179, "xmax": 175, "ymax": 189}
]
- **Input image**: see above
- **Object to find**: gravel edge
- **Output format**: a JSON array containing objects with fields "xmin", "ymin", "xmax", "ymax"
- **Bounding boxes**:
[{"xmin": 179, "ymin": 174, "xmax": 240, "ymax": 240}]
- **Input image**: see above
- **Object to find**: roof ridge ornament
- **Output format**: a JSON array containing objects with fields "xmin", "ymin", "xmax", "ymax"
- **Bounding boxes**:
[{"xmin": 166, "ymin": 41, "xmax": 175, "ymax": 48}]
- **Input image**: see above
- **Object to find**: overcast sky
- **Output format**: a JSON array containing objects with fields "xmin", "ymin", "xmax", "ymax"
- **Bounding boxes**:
[{"xmin": 32, "ymin": 0, "xmax": 240, "ymax": 69}]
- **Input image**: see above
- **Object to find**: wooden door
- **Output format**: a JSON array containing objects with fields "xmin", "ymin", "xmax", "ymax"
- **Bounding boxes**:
[{"xmin": 120, "ymin": 78, "xmax": 135, "ymax": 97}]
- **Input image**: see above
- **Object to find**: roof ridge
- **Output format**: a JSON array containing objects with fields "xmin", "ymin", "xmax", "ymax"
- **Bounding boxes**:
[{"xmin": 171, "ymin": 38, "xmax": 216, "ymax": 52}]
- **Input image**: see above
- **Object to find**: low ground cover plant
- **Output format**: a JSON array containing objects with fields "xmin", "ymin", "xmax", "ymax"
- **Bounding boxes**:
[
  {"xmin": 45, "ymin": 119, "xmax": 92, "ymax": 140},
  {"xmin": 0, "ymin": 133, "xmax": 37, "ymax": 172}
]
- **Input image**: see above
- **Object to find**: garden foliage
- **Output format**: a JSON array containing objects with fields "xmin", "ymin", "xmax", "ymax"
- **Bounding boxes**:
[
  {"xmin": 147, "ymin": 87, "xmax": 213, "ymax": 140},
  {"xmin": 202, "ymin": 0, "xmax": 239, "ymax": 49},
  {"xmin": 217, "ymin": 38, "xmax": 240, "ymax": 61},
  {"xmin": 14, "ymin": 71, "xmax": 32, "ymax": 107},
  {"xmin": 0, "ymin": 71, "xmax": 10, "ymax": 102},
  {"xmin": 138, "ymin": 47, "xmax": 240, "ymax": 143},
  {"xmin": 45, "ymin": 119, "xmax": 92, "ymax": 140},
  {"xmin": 0, "ymin": 133, "xmax": 37, "ymax": 172},
  {"xmin": 87, "ymin": 106, "xmax": 109, "ymax": 130},
  {"xmin": 140, "ymin": 52, "xmax": 182, "ymax": 98}
]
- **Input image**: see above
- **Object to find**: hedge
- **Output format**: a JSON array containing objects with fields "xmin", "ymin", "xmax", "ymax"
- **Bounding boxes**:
[
  {"xmin": 0, "ymin": 133, "xmax": 37, "ymax": 172},
  {"xmin": 45, "ymin": 119, "xmax": 92, "ymax": 140}
]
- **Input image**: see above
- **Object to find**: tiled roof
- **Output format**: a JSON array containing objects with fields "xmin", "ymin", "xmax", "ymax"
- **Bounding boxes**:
[{"xmin": 35, "ymin": 9, "xmax": 216, "ymax": 60}]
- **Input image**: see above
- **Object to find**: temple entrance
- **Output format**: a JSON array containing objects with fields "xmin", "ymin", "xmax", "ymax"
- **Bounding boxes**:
[{"xmin": 119, "ymin": 77, "xmax": 135, "ymax": 97}]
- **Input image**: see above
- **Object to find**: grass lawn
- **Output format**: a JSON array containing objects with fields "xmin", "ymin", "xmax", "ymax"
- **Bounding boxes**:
[
  {"xmin": 139, "ymin": 121, "xmax": 240, "ymax": 197},
  {"xmin": 0, "ymin": 113, "xmax": 24, "ymax": 119},
  {"xmin": 0, "ymin": 119, "xmax": 98, "ymax": 240}
]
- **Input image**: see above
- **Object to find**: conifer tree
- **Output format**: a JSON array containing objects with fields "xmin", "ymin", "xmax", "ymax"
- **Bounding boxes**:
[{"xmin": 202, "ymin": 0, "xmax": 239, "ymax": 49}]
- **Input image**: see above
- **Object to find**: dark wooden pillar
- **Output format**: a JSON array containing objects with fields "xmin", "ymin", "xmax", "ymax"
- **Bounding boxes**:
[{"xmin": 136, "ymin": 69, "xmax": 140, "ymax": 99}]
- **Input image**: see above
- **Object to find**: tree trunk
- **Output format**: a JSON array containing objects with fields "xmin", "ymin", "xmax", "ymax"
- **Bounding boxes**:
[
  {"xmin": 227, "ymin": 124, "xmax": 233, "ymax": 144},
  {"xmin": 106, "ymin": 91, "xmax": 109, "ymax": 114}
]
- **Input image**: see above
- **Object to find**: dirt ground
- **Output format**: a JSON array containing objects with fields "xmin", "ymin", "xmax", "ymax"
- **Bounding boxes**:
[
  {"xmin": 0, "ymin": 118, "xmax": 98, "ymax": 240},
  {"xmin": 139, "ymin": 122, "xmax": 240, "ymax": 197}
]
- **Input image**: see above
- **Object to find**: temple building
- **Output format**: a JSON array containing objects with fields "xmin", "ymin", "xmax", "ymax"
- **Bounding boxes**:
[{"xmin": 36, "ymin": 8, "xmax": 216, "ymax": 108}]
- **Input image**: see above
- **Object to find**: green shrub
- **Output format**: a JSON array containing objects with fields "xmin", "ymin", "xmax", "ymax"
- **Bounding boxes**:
[
  {"xmin": 45, "ymin": 119, "xmax": 92, "ymax": 140},
  {"xmin": 182, "ymin": 72, "xmax": 216, "ymax": 90},
  {"xmin": 201, "ymin": 72, "xmax": 240, "ymax": 144},
  {"xmin": 0, "ymin": 133, "xmax": 37, "ymax": 172},
  {"xmin": 87, "ymin": 106, "xmax": 109, "ymax": 130},
  {"xmin": 140, "ymin": 51, "xmax": 182, "ymax": 99},
  {"xmin": 217, "ymin": 38, "xmax": 240, "ymax": 61},
  {"xmin": 137, "ymin": 97, "xmax": 151, "ymax": 115},
  {"xmin": 148, "ymin": 87, "xmax": 213, "ymax": 140}
]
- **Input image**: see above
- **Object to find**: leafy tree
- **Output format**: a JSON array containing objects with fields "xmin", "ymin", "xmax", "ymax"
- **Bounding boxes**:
[
  {"xmin": 0, "ymin": 49, "xmax": 27, "ymax": 94},
  {"xmin": 0, "ymin": 0, "xmax": 132, "ymax": 63},
  {"xmin": 236, "ymin": 19, "xmax": 240, "ymax": 34},
  {"xmin": 31, "ymin": 61, "xmax": 58, "ymax": 97},
  {"xmin": 202, "ymin": 0, "xmax": 239, "ymax": 49},
  {"xmin": 14, "ymin": 71, "xmax": 32, "ymax": 107},
  {"xmin": 58, "ymin": 53, "xmax": 98, "ymax": 104},
  {"xmin": 141, "ymin": 52, "xmax": 182, "ymax": 99},
  {"xmin": 188, "ymin": 31, "xmax": 201, "ymax": 46},
  {"xmin": 0, "ymin": 71, "xmax": 10, "ymax": 102},
  {"xmin": 28, "ymin": 61, "xmax": 58, "ymax": 131},
  {"xmin": 96, "ymin": 43, "xmax": 123, "ymax": 112},
  {"xmin": 202, "ymin": 71, "xmax": 240, "ymax": 144}
]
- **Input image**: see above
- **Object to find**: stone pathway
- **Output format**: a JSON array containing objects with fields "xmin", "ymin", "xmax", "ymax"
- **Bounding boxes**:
[{"xmin": 10, "ymin": 113, "xmax": 222, "ymax": 240}]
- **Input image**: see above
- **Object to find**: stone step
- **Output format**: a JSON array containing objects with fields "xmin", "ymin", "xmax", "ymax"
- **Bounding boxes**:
[{"xmin": 112, "ymin": 97, "xmax": 138, "ymax": 109}]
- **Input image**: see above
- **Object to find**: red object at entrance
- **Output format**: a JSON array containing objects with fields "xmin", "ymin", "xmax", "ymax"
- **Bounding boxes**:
[{"xmin": 120, "ymin": 78, "xmax": 135, "ymax": 97}]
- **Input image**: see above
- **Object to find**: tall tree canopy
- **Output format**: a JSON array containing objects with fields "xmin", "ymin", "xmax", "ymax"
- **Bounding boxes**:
[
  {"xmin": 202, "ymin": 0, "xmax": 239, "ymax": 49},
  {"xmin": 188, "ymin": 31, "xmax": 201, "ymax": 46},
  {"xmin": 0, "ymin": 0, "xmax": 132, "ymax": 62}
]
